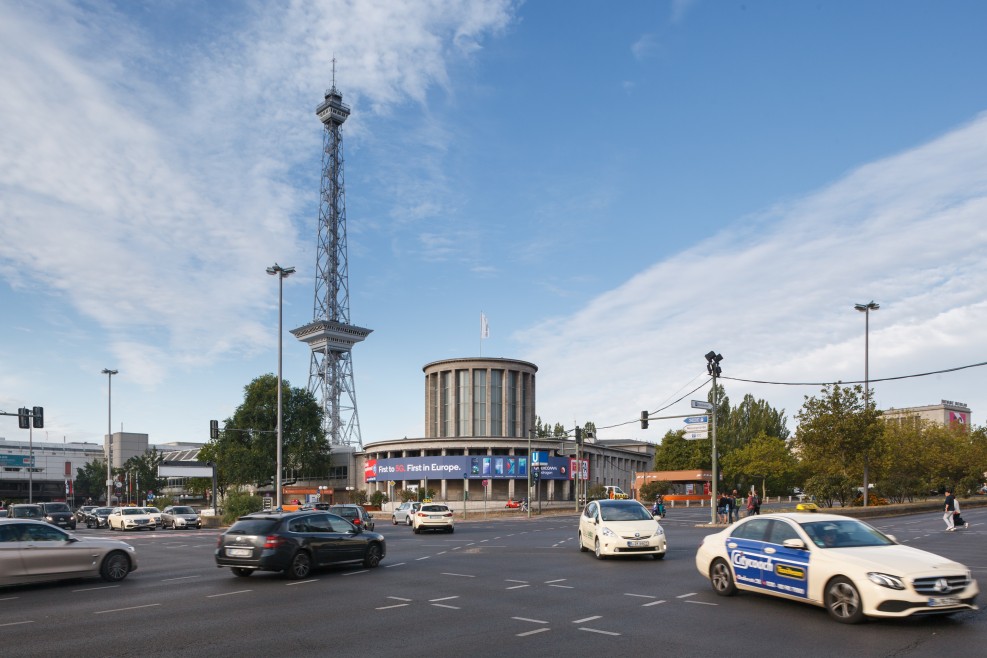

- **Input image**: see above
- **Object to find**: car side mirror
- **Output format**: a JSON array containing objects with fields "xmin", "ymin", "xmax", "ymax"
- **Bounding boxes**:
[
  {"xmin": 782, "ymin": 538, "xmax": 807, "ymax": 550},
  {"xmin": 885, "ymin": 534, "xmax": 897, "ymax": 543}
]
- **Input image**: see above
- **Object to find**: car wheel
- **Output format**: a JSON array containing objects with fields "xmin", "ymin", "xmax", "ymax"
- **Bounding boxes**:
[
  {"xmin": 407, "ymin": 516, "xmax": 413, "ymax": 526},
  {"xmin": 285, "ymin": 551, "xmax": 312, "ymax": 580},
  {"xmin": 825, "ymin": 576, "xmax": 865, "ymax": 624},
  {"xmin": 363, "ymin": 544, "xmax": 383, "ymax": 568},
  {"xmin": 231, "ymin": 568, "xmax": 253, "ymax": 578},
  {"xmin": 653, "ymin": 552, "xmax": 665, "ymax": 560},
  {"xmin": 594, "ymin": 538, "xmax": 605, "ymax": 559},
  {"xmin": 99, "ymin": 551, "xmax": 131, "ymax": 582},
  {"xmin": 578, "ymin": 531, "xmax": 588, "ymax": 552},
  {"xmin": 448, "ymin": 526, "xmax": 454, "ymax": 533},
  {"xmin": 413, "ymin": 525, "xmax": 421, "ymax": 534},
  {"xmin": 710, "ymin": 558, "xmax": 737, "ymax": 596},
  {"xmin": 392, "ymin": 516, "xmax": 398, "ymax": 525}
]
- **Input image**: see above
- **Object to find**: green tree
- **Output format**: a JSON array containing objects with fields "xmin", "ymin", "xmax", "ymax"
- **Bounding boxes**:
[
  {"xmin": 717, "ymin": 393, "xmax": 791, "ymax": 454},
  {"xmin": 721, "ymin": 432, "xmax": 798, "ymax": 497},
  {"xmin": 653, "ymin": 430, "xmax": 708, "ymax": 470},
  {"xmin": 200, "ymin": 374, "xmax": 329, "ymax": 490},
  {"xmin": 75, "ymin": 458, "xmax": 109, "ymax": 503},
  {"xmin": 793, "ymin": 384, "xmax": 882, "ymax": 495},
  {"xmin": 123, "ymin": 449, "xmax": 166, "ymax": 504}
]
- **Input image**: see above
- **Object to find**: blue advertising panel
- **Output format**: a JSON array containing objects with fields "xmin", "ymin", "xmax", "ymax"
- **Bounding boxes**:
[
  {"xmin": 0, "ymin": 454, "xmax": 34, "ymax": 467},
  {"xmin": 365, "ymin": 455, "xmax": 573, "ymax": 482}
]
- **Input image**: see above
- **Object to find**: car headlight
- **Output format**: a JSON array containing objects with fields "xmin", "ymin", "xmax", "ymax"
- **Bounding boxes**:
[
  {"xmin": 867, "ymin": 572, "xmax": 905, "ymax": 590},
  {"xmin": 652, "ymin": 527, "xmax": 665, "ymax": 538},
  {"xmin": 600, "ymin": 526, "xmax": 618, "ymax": 538}
]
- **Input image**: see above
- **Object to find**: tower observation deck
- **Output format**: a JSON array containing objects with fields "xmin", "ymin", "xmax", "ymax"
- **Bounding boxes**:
[{"xmin": 291, "ymin": 81, "xmax": 372, "ymax": 448}]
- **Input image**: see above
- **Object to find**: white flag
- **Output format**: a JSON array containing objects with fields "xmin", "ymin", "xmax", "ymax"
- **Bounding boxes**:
[{"xmin": 481, "ymin": 312, "xmax": 490, "ymax": 339}]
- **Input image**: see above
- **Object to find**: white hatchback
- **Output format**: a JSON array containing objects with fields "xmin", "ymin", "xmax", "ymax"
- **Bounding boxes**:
[
  {"xmin": 412, "ymin": 503, "xmax": 454, "ymax": 534},
  {"xmin": 578, "ymin": 499, "xmax": 666, "ymax": 560}
]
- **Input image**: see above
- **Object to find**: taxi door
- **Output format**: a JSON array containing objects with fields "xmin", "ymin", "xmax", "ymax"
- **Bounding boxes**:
[{"xmin": 724, "ymin": 518, "xmax": 774, "ymax": 591}]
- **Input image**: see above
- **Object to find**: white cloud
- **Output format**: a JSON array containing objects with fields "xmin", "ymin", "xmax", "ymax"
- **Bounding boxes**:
[{"xmin": 524, "ymin": 113, "xmax": 987, "ymax": 436}]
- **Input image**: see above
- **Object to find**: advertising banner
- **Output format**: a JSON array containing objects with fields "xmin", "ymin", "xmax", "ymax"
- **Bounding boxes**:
[{"xmin": 365, "ymin": 455, "xmax": 574, "ymax": 482}]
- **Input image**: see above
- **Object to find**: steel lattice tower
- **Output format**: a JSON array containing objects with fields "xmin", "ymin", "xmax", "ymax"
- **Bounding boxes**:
[{"xmin": 291, "ymin": 80, "xmax": 372, "ymax": 448}]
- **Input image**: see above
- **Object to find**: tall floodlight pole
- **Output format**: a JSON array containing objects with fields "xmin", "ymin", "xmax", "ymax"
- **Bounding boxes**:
[
  {"xmin": 854, "ymin": 301, "xmax": 879, "ymax": 507},
  {"xmin": 527, "ymin": 428, "xmax": 534, "ymax": 519},
  {"xmin": 705, "ymin": 352, "xmax": 723, "ymax": 525},
  {"xmin": 102, "ymin": 368, "xmax": 118, "ymax": 505},
  {"xmin": 268, "ymin": 264, "xmax": 295, "ymax": 509}
]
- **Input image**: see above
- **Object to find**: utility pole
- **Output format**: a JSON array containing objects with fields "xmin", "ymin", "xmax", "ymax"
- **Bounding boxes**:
[{"xmin": 705, "ymin": 351, "xmax": 723, "ymax": 525}]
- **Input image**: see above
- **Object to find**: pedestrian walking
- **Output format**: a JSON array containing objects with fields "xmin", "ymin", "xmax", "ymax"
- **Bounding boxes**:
[
  {"xmin": 716, "ymin": 493, "xmax": 727, "ymax": 524},
  {"xmin": 730, "ymin": 490, "xmax": 740, "ymax": 522},
  {"xmin": 943, "ymin": 488, "xmax": 957, "ymax": 531}
]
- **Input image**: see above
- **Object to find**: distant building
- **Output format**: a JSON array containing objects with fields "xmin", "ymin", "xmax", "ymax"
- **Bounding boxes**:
[{"xmin": 882, "ymin": 399, "xmax": 972, "ymax": 428}]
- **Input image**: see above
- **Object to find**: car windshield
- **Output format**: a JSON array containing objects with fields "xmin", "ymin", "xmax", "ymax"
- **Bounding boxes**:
[
  {"xmin": 599, "ymin": 501, "xmax": 652, "ymax": 521},
  {"xmin": 172, "ymin": 507, "xmax": 195, "ymax": 514},
  {"xmin": 421, "ymin": 505, "xmax": 448, "ymax": 513},
  {"xmin": 122, "ymin": 508, "xmax": 144, "ymax": 516},
  {"xmin": 800, "ymin": 519, "xmax": 895, "ymax": 548},
  {"xmin": 45, "ymin": 503, "xmax": 71, "ymax": 513}
]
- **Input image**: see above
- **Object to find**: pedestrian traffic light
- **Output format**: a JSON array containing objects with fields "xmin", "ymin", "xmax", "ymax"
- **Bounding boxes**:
[
  {"xmin": 640, "ymin": 410, "xmax": 649, "ymax": 429},
  {"xmin": 209, "ymin": 419, "xmax": 219, "ymax": 439},
  {"xmin": 32, "ymin": 406, "xmax": 43, "ymax": 428},
  {"xmin": 18, "ymin": 407, "xmax": 30, "ymax": 429}
]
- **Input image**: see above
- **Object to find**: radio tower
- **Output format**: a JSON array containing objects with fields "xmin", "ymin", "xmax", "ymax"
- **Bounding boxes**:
[{"xmin": 291, "ymin": 66, "xmax": 372, "ymax": 448}]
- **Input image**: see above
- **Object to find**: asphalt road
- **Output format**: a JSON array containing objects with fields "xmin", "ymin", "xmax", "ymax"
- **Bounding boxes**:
[{"xmin": 1, "ymin": 507, "xmax": 983, "ymax": 657}]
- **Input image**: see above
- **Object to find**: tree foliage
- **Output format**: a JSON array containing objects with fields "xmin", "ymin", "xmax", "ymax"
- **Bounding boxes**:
[
  {"xmin": 75, "ymin": 458, "xmax": 109, "ymax": 502},
  {"xmin": 199, "ymin": 374, "xmax": 330, "ymax": 491},
  {"xmin": 721, "ymin": 432, "xmax": 798, "ymax": 497}
]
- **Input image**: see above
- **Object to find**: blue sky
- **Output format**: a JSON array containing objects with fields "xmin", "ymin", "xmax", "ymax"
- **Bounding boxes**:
[{"xmin": 2, "ymin": 0, "xmax": 986, "ymax": 450}]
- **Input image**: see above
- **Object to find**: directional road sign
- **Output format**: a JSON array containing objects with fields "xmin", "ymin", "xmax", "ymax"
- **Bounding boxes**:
[
  {"xmin": 691, "ymin": 400, "xmax": 713, "ymax": 410},
  {"xmin": 684, "ymin": 416, "xmax": 709, "ymax": 424},
  {"xmin": 683, "ymin": 423, "xmax": 709, "ymax": 433},
  {"xmin": 684, "ymin": 431, "xmax": 710, "ymax": 440}
]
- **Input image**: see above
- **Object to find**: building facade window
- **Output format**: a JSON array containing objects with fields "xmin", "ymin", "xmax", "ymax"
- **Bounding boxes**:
[
  {"xmin": 457, "ymin": 370, "xmax": 470, "ymax": 437},
  {"xmin": 473, "ymin": 369, "xmax": 487, "ymax": 436},
  {"xmin": 441, "ymin": 371, "xmax": 453, "ymax": 437},
  {"xmin": 429, "ymin": 374, "xmax": 439, "ymax": 438},
  {"xmin": 507, "ymin": 370, "xmax": 518, "ymax": 437},
  {"xmin": 490, "ymin": 369, "xmax": 503, "ymax": 436}
]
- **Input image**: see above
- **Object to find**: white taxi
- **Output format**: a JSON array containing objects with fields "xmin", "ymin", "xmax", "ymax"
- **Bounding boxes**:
[
  {"xmin": 578, "ymin": 498, "xmax": 666, "ymax": 560},
  {"xmin": 696, "ymin": 513, "xmax": 979, "ymax": 623}
]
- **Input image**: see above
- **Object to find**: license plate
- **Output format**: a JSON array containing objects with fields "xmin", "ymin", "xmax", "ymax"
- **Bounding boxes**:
[
  {"xmin": 227, "ymin": 548, "xmax": 252, "ymax": 557},
  {"xmin": 430, "ymin": 515, "xmax": 442, "ymax": 519},
  {"xmin": 627, "ymin": 540, "xmax": 649, "ymax": 547},
  {"xmin": 928, "ymin": 596, "xmax": 960, "ymax": 607}
]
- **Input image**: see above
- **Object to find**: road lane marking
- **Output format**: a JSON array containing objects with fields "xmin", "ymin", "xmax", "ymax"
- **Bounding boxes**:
[
  {"xmin": 342, "ymin": 570, "xmax": 368, "ymax": 576},
  {"xmin": 625, "ymin": 593, "xmax": 656, "ymax": 599},
  {"xmin": 388, "ymin": 596, "xmax": 413, "ymax": 601},
  {"xmin": 94, "ymin": 603, "xmax": 161, "ymax": 614},
  {"xmin": 686, "ymin": 600, "xmax": 717, "ymax": 606},
  {"xmin": 579, "ymin": 628, "xmax": 620, "ymax": 636},
  {"xmin": 544, "ymin": 579, "xmax": 567, "ymax": 584},
  {"xmin": 573, "ymin": 616, "xmax": 601, "ymax": 623},
  {"xmin": 207, "ymin": 591, "xmax": 251, "ymax": 598},
  {"xmin": 416, "ymin": 556, "xmax": 431, "ymax": 560},
  {"xmin": 72, "ymin": 585, "xmax": 120, "ymax": 592},
  {"xmin": 161, "ymin": 575, "xmax": 199, "ymax": 582},
  {"xmin": 432, "ymin": 603, "xmax": 460, "ymax": 609},
  {"xmin": 506, "ymin": 579, "xmax": 527, "ymax": 583},
  {"xmin": 512, "ymin": 617, "xmax": 548, "ymax": 624},
  {"xmin": 377, "ymin": 603, "xmax": 410, "ymax": 610},
  {"xmin": 642, "ymin": 600, "xmax": 667, "ymax": 607},
  {"xmin": 677, "ymin": 592, "xmax": 697, "ymax": 599},
  {"xmin": 506, "ymin": 584, "xmax": 530, "ymax": 590},
  {"xmin": 441, "ymin": 572, "xmax": 475, "ymax": 577},
  {"xmin": 517, "ymin": 628, "xmax": 551, "ymax": 637},
  {"xmin": 0, "ymin": 621, "xmax": 34, "ymax": 627},
  {"xmin": 286, "ymin": 579, "xmax": 320, "ymax": 586},
  {"xmin": 429, "ymin": 596, "xmax": 459, "ymax": 602},
  {"xmin": 548, "ymin": 584, "xmax": 573, "ymax": 589}
]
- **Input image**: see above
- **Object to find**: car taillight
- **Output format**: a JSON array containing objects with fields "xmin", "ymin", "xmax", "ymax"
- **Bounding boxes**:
[
  {"xmin": 353, "ymin": 518, "xmax": 362, "ymax": 525},
  {"xmin": 264, "ymin": 535, "xmax": 285, "ymax": 549}
]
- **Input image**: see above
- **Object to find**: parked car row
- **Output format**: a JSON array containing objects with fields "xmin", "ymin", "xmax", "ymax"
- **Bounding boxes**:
[{"xmin": 75, "ymin": 505, "xmax": 202, "ymax": 531}]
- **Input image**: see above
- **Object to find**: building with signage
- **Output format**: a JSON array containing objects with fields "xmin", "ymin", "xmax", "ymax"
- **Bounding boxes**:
[
  {"xmin": 882, "ymin": 400, "xmax": 972, "ymax": 428},
  {"xmin": 359, "ymin": 357, "xmax": 654, "ymax": 504}
]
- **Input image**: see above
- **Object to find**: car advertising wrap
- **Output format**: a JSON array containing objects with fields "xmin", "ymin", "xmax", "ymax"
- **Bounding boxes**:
[
  {"xmin": 366, "ymin": 455, "xmax": 576, "ymax": 482},
  {"xmin": 728, "ymin": 539, "xmax": 810, "ymax": 599}
]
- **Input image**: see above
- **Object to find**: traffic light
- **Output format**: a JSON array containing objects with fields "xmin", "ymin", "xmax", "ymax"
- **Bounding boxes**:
[
  {"xmin": 640, "ymin": 410, "xmax": 649, "ymax": 429},
  {"xmin": 575, "ymin": 427, "xmax": 583, "ymax": 445},
  {"xmin": 533, "ymin": 468, "xmax": 540, "ymax": 481},
  {"xmin": 209, "ymin": 420, "xmax": 219, "ymax": 439},
  {"xmin": 18, "ymin": 407, "xmax": 30, "ymax": 429},
  {"xmin": 32, "ymin": 406, "xmax": 43, "ymax": 428}
]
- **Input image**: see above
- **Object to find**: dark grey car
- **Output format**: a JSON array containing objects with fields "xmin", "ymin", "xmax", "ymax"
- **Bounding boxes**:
[{"xmin": 40, "ymin": 502, "xmax": 77, "ymax": 530}]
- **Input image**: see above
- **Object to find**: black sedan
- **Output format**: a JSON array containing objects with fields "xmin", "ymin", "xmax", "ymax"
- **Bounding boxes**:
[
  {"xmin": 86, "ymin": 507, "xmax": 114, "ymax": 529},
  {"xmin": 214, "ymin": 510, "xmax": 386, "ymax": 579}
]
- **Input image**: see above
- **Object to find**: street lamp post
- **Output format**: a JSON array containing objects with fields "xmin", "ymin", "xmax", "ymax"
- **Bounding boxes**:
[
  {"xmin": 705, "ymin": 351, "xmax": 723, "ymax": 525},
  {"xmin": 267, "ymin": 263, "xmax": 295, "ymax": 509},
  {"xmin": 101, "ymin": 368, "xmax": 118, "ymax": 506},
  {"xmin": 854, "ymin": 301, "xmax": 879, "ymax": 507}
]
